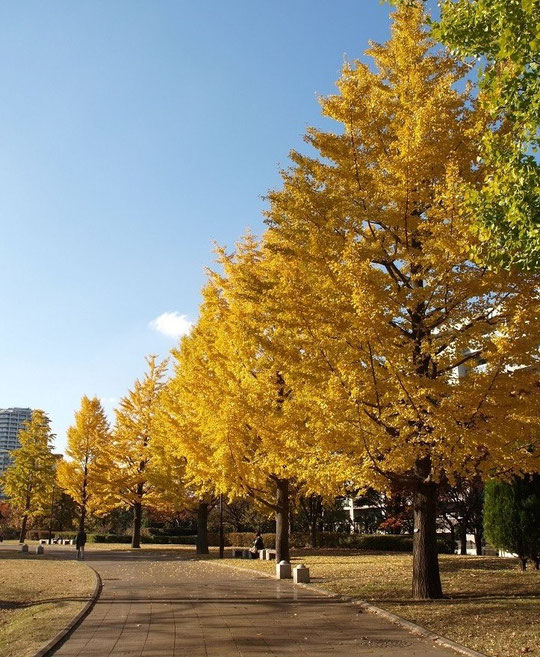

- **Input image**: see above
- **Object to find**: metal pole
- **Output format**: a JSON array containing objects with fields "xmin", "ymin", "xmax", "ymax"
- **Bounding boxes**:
[{"xmin": 219, "ymin": 494, "xmax": 224, "ymax": 559}]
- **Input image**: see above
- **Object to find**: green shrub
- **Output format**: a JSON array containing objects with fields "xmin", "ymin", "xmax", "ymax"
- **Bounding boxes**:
[
  {"xmin": 1, "ymin": 527, "xmax": 22, "ymax": 540},
  {"xmin": 23, "ymin": 529, "xmax": 452, "ymax": 553},
  {"xmin": 484, "ymin": 475, "xmax": 540, "ymax": 568},
  {"xmin": 225, "ymin": 532, "xmax": 275, "ymax": 548},
  {"xmin": 152, "ymin": 535, "xmax": 197, "ymax": 545},
  {"xmin": 90, "ymin": 534, "xmax": 132, "ymax": 543}
]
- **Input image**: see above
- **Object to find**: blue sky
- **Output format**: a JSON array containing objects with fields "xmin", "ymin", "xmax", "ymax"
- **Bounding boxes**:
[{"xmin": 0, "ymin": 1, "xmax": 434, "ymax": 451}]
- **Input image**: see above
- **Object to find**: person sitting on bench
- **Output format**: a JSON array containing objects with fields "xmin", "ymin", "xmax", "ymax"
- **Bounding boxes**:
[{"xmin": 250, "ymin": 532, "xmax": 265, "ymax": 559}]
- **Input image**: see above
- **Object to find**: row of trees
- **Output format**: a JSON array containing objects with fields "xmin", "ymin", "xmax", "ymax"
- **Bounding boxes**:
[
  {"xmin": 3, "ymin": 406, "xmax": 538, "ymax": 570},
  {"xmin": 2, "ymin": 3, "xmax": 538, "ymax": 598},
  {"xmin": 159, "ymin": 5, "xmax": 538, "ymax": 598}
]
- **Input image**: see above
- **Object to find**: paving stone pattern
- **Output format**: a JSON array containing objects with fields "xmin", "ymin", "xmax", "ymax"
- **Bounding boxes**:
[{"xmin": 49, "ymin": 550, "xmax": 458, "ymax": 657}]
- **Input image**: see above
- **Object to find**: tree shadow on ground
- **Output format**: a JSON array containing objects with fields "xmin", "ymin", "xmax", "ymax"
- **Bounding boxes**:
[
  {"xmin": 0, "ymin": 595, "xmax": 92, "ymax": 610},
  {"xmin": 439, "ymin": 556, "xmax": 519, "ymax": 573},
  {"xmin": 370, "ymin": 593, "xmax": 540, "ymax": 604}
]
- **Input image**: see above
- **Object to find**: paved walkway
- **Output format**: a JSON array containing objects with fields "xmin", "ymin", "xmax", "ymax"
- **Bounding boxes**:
[{"xmin": 3, "ymin": 545, "xmax": 461, "ymax": 656}]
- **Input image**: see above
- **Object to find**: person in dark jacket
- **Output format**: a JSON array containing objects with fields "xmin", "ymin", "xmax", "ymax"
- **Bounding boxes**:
[
  {"xmin": 76, "ymin": 529, "xmax": 87, "ymax": 560},
  {"xmin": 250, "ymin": 532, "xmax": 265, "ymax": 559}
]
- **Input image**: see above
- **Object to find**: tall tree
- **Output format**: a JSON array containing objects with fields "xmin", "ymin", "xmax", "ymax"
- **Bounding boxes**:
[
  {"xmin": 1, "ymin": 410, "xmax": 57, "ymax": 542},
  {"xmin": 158, "ymin": 379, "xmax": 215, "ymax": 555},
  {"xmin": 262, "ymin": 5, "xmax": 540, "ymax": 597},
  {"xmin": 57, "ymin": 396, "xmax": 112, "ymax": 534},
  {"xmin": 165, "ymin": 242, "xmax": 322, "ymax": 562},
  {"xmin": 110, "ymin": 356, "xmax": 169, "ymax": 548}
]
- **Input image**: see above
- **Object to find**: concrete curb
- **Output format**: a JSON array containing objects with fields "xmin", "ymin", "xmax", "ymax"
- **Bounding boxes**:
[
  {"xmin": 31, "ymin": 562, "xmax": 102, "ymax": 657},
  {"xmin": 210, "ymin": 559, "xmax": 489, "ymax": 657}
]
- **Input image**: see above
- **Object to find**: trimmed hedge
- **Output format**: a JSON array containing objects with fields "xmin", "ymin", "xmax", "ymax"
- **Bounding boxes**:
[
  {"xmin": 0, "ymin": 527, "xmax": 20, "ymax": 540},
  {"xmin": 214, "ymin": 532, "xmax": 453, "ymax": 553},
  {"xmin": 320, "ymin": 533, "xmax": 414, "ymax": 550},
  {"xmin": 24, "ymin": 529, "xmax": 452, "ymax": 553},
  {"xmin": 91, "ymin": 534, "xmax": 132, "ymax": 543}
]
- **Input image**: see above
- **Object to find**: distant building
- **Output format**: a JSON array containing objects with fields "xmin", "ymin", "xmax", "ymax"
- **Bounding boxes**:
[{"xmin": 0, "ymin": 407, "xmax": 33, "ymax": 477}]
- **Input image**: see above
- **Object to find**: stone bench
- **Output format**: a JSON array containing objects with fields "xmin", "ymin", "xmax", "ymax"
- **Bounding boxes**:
[
  {"xmin": 231, "ymin": 547, "xmax": 277, "ymax": 560},
  {"xmin": 231, "ymin": 547, "xmax": 251, "ymax": 559}
]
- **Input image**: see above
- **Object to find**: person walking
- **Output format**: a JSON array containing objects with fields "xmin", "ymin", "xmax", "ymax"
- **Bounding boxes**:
[{"xmin": 76, "ymin": 529, "xmax": 87, "ymax": 560}]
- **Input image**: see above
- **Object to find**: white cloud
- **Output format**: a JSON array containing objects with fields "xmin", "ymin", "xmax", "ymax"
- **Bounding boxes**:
[
  {"xmin": 100, "ymin": 397, "xmax": 118, "ymax": 406},
  {"xmin": 149, "ymin": 311, "xmax": 193, "ymax": 340}
]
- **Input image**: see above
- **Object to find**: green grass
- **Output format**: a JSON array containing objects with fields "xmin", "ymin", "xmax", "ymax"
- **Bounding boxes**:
[{"xmin": 0, "ymin": 554, "xmax": 96, "ymax": 657}]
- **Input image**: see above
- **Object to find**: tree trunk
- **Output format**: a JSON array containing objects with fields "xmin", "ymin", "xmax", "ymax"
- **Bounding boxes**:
[
  {"xmin": 196, "ymin": 500, "xmax": 209, "ymax": 555},
  {"xmin": 275, "ymin": 478, "xmax": 290, "ymax": 562},
  {"xmin": 443, "ymin": 516, "xmax": 455, "ymax": 552},
  {"xmin": 474, "ymin": 528, "xmax": 483, "ymax": 556},
  {"xmin": 78, "ymin": 504, "xmax": 87, "ymax": 534},
  {"xmin": 19, "ymin": 514, "xmax": 28, "ymax": 543},
  {"xmin": 519, "ymin": 556, "xmax": 527, "ymax": 571},
  {"xmin": 459, "ymin": 522, "xmax": 467, "ymax": 555},
  {"xmin": 79, "ymin": 463, "xmax": 88, "ymax": 534},
  {"xmin": 412, "ymin": 480, "xmax": 443, "ymax": 599},
  {"xmin": 132, "ymin": 502, "xmax": 143, "ymax": 548},
  {"xmin": 131, "ymin": 479, "xmax": 145, "ymax": 548},
  {"xmin": 309, "ymin": 518, "xmax": 318, "ymax": 548}
]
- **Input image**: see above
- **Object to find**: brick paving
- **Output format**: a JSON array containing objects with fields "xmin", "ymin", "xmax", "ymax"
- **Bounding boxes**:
[{"xmin": 44, "ymin": 549, "xmax": 460, "ymax": 657}]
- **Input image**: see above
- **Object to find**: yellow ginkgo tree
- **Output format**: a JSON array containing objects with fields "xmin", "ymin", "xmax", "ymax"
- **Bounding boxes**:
[
  {"xmin": 158, "ymin": 379, "xmax": 218, "ymax": 555},
  {"xmin": 166, "ymin": 239, "xmax": 324, "ymax": 562},
  {"xmin": 57, "ymin": 396, "xmax": 113, "ymax": 534},
  {"xmin": 108, "ymin": 356, "xmax": 177, "ymax": 548},
  {"xmin": 261, "ymin": 5, "xmax": 540, "ymax": 597},
  {"xmin": 2, "ymin": 410, "xmax": 58, "ymax": 543}
]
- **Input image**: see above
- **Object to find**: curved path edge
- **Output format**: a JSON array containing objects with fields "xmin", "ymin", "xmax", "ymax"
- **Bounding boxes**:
[
  {"xmin": 31, "ymin": 563, "xmax": 103, "ymax": 657},
  {"xmin": 209, "ymin": 560, "xmax": 489, "ymax": 657}
]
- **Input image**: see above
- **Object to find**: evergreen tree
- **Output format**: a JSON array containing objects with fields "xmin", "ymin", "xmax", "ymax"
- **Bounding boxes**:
[{"xmin": 484, "ymin": 475, "xmax": 540, "ymax": 570}]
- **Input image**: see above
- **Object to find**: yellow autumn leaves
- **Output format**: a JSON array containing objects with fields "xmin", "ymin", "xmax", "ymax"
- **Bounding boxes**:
[{"xmin": 56, "ymin": 5, "xmax": 539, "ymax": 595}]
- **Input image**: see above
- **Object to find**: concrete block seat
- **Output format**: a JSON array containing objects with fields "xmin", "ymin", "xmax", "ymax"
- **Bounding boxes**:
[
  {"xmin": 231, "ymin": 547, "xmax": 250, "ymax": 558},
  {"xmin": 231, "ymin": 547, "xmax": 277, "ymax": 560}
]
